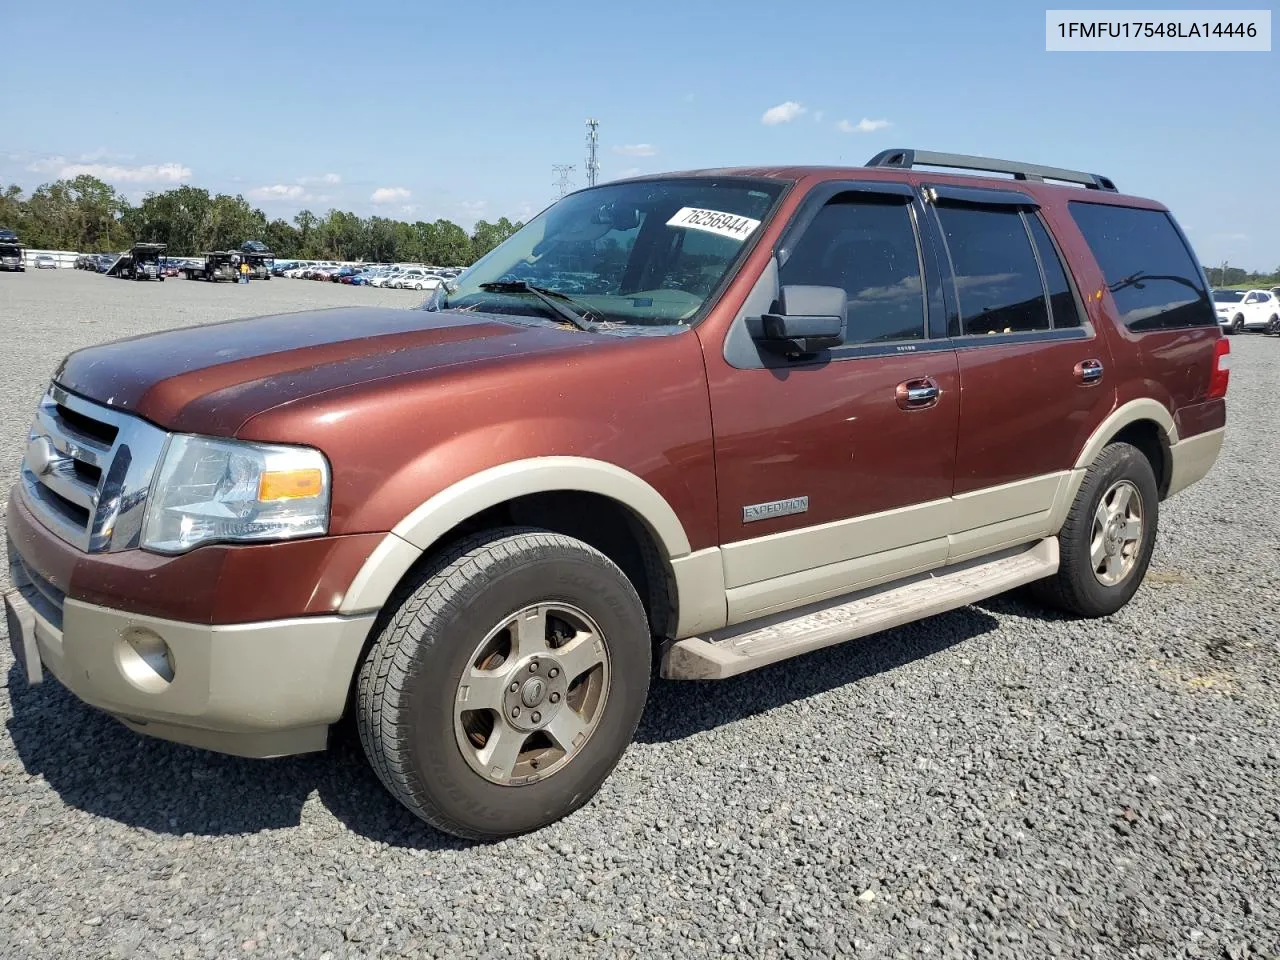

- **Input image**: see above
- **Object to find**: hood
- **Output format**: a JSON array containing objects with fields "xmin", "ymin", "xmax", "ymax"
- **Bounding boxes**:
[{"xmin": 54, "ymin": 306, "xmax": 598, "ymax": 435}]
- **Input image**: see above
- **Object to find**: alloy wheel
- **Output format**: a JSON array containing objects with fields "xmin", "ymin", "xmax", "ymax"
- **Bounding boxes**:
[
  {"xmin": 1090, "ymin": 480, "xmax": 1144, "ymax": 586},
  {"xmin": 453, "ymin": 602, "xmax": 610, "ymax": 786}
]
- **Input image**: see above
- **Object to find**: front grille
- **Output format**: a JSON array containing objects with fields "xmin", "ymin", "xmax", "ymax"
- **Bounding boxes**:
[{"xmin": 19, "ymin": 384, "xmax": 169, "ymax": 553}]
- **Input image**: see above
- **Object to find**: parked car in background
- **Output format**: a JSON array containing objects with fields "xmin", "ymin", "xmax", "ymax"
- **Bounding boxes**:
[
  {"xmin": 1214, "ymin": 288, "xmax": 1279, "ymax": 334},
  {"xmin": 390, "ymin": 268, "xmax": 441, "ymax": 290},
  {"xmin": 33, "ymin": 254, "xmax": 56, "ymax": 269},
  {"xmin": 369, "ymin": 269, "xmax": 404, "ymax": 287}
]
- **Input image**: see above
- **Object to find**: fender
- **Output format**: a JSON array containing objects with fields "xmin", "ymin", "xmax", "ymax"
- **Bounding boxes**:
[
  {"xmin": 1048, "ymin": 398, "xmax": 1178, "ymax": 531},
  {"xmin": 340, "ymin": 456, "xmax": 699, "ymax": 616},
  {"xmin": 1071, "ymin": 397, "xmax": 1177, "ymax": 470}
]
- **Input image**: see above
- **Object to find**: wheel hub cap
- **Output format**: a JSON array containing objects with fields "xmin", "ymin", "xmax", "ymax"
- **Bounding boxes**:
[
  {"xmin": 1090, "ymin": 479, "xmax": 1144, "ymax": 586},
  {"xmin": 453, "ymin": 603, "xmax": 610, "ymax": 786}
]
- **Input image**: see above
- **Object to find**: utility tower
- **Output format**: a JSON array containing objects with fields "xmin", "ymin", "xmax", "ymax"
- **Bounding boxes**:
[
  {"xmin": 552, "ymin": 164, "xmax": 575, "ymax": 200},
  {"xmin": 585, "ymin": 118, "xmax": 600, "ymax": 187}
]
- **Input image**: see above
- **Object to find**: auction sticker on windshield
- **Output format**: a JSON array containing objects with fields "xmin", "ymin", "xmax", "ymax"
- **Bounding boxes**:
[{"xmin": 666, "ymin": 207, "xmax": 761, "ymax": 242}]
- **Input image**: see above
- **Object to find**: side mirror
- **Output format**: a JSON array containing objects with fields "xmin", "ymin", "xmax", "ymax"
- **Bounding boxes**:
[{"xmin": 752, "ymin": 285, "xmax": 846, "ymax": 357}]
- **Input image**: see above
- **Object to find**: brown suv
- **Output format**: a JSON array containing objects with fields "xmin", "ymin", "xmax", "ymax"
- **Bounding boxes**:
[{"xmin": 4, "ymin": 149, "xmax": 1229, "ymax": 839}]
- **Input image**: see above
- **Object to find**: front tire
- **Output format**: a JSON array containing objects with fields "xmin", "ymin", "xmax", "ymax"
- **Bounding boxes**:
[
  {"xmin": 1029, "ymin": 442, "xmax": 1159, "ymax": 618},
  {"xmin": 1231, "ymin": 316, "xmax": 1245, "ymax": 335},
  {"xmin": 356, "ymin": 528, "xmax": 651, "ymax": 840}
]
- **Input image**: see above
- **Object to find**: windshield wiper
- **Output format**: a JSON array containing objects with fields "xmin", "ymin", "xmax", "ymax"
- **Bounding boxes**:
[{"xmin": 477, "ymin": 281, "xmax": 599, "ymax": 332}]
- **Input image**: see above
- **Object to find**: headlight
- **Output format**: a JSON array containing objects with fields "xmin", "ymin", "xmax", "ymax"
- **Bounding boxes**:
[{"xmin": 142, "ymin": 436, "xmax": 330, "ymax": 553}]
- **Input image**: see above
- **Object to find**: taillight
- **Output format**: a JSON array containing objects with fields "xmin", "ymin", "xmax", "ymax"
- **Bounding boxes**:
[{"xmin": 1208, "ymin": 337, "xmax": 1230, "ymax": 399}]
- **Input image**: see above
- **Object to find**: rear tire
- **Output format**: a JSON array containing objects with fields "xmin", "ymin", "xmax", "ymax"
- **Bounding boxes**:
[
  {"xmin": 1268, "ymin": 315, "xmax": 1280, "ymax": 336},
  {"xmin": 356, "ymin": 528, "xmax": 651, "ymax": 840},
  {"xmin": 1029, "ymin": 442, "xmax": 1159, "ymax": 618}
]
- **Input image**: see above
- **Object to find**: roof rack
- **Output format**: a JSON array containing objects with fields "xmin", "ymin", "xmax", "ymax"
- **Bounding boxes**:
[{"xmin": 865, "ymin": 148, "xmax": 1117, "ymax": 192}]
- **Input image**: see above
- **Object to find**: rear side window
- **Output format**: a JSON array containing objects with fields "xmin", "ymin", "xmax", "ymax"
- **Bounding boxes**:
[
  {"xmin": 779, "ymin": 196, "xmax": 926, "ymax": 343},
  {"xmin": 1068, "ymin": 203, "xmax": 1214, "ymax": 331},
  {"xmin": 936, "ymin": 206, "xmax": 1049, "ymax": 335},
  {"xmin": 1027, "ymin": 215, "xmax": 1083, "ymax": 328}
]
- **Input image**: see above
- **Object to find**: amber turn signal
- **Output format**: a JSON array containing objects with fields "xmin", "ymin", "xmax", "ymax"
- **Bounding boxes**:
[{"xmin": 258, "ymin": 468, "xmax": 324, "ymax": 501}]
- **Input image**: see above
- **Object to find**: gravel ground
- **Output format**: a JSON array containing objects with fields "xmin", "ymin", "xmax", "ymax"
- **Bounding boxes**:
[{"xmin": 1, "ymin": 269, "xmax": 1278, "ymax": 959}]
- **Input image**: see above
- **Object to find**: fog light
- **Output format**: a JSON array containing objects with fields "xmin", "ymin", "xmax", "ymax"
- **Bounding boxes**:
[{"xmin": 117, "ymin": 627, "xmax": 175, "ymax": 692}]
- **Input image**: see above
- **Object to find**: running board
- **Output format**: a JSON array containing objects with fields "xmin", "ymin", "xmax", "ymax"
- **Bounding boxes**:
[{"xmin": 662, "ymin": 538, "xmax": 1059, "ymax": 680}]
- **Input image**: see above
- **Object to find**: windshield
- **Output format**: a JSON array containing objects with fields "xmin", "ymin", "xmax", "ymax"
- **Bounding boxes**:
[
  {"xmin": 434, "ymin": 177, "xmax": 785, "ymax": 328},
  {"xmin": 1213, "ymin": 290, "xmax": 1245, "ymax": 303}
]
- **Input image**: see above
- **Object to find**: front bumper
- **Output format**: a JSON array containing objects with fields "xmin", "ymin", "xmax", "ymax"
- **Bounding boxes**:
[{"xmin": 5, "ymin": 550, "xmax": 375, "ymax": 757}]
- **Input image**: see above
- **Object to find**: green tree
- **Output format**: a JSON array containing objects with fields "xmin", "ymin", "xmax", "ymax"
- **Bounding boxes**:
[
  {"xmin": 470, "ymin": 216, "xmax": 521, "ymax": 261},
  {"xmin": 263, "ymin": 218, "xmax": 300, "ymax": 258},
  {"xmin": 427, "ymin": 219, "xmax": 473, "ymax": 266}
]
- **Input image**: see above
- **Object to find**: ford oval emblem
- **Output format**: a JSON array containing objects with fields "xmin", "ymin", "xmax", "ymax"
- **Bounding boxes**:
[{"xmin": 24, "ymin": 436, "xmax": 56, "ymax": 477}]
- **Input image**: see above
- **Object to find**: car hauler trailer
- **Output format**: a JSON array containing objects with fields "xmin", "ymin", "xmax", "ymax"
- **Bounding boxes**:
[
  {"xmin": 241, "ymin": 240, "xmax": 275, "ymax": 279},
  {"xmin": 106, "ymin": 242, "xmax": 167, "ymax": 280},
  {"xmin": 181, "ymin": 251, "xmax": 239, "ymax": 282},
  {"xmin": 0, "ymin": 228, "xmax": 24, "ymax": 272}
]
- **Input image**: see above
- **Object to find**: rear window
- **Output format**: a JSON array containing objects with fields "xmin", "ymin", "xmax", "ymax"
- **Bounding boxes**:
[{"xmin": 1068, "ymin": 202, "xmax": 1214, "ymax": 331}]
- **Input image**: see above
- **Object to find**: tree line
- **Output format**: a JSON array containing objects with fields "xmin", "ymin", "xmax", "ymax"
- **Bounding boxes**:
[
  {"xmin": 0, "ymin": 176, "xmax": 524, "ymax": 266},
  {"xmin": 1203, "ymin": 263, "xmax": 1280, "ymax": 289},
  {"xmin": 4, "ymin": 175, "xmax": 1276, "ymax": 283}
]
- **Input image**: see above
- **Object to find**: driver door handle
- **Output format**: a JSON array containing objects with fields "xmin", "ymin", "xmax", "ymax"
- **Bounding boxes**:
[
  {"xmin": 1074, "ymin": 359, "xmax": 1104, "ymax": 384},
  {"xmin": 896, "ymin": 377, "xmax": 940, "ymax": 410}
]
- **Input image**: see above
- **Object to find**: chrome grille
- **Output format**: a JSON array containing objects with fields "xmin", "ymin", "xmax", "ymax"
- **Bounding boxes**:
[{"xmin": 19, "ymin": 384, "xmax": 169, "ymax": 553}]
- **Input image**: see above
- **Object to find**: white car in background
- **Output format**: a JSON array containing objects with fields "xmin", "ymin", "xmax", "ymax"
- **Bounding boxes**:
[
  {"xmin": 370, "ymin": 268, "xmax": 406, "ymax": 288},
  {"xmin": 1214, "ymin": 289, "xmax": 1280, "ymax": 335},
  {"xmin": 390, "ymin": 268, "xmax": 441, "ymax": 291}
]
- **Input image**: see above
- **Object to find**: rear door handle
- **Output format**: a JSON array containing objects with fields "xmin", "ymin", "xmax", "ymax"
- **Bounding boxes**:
[
  {"xmin": 896, "ymin": 377, "xmax": 940, "ymax": 410},
  {"xmin": 1074, "ymin": 359, "xmax": 1104, "ymax": 384}
]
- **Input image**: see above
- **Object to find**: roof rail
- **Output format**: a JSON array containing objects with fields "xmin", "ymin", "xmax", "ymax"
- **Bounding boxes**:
[{"xmin": 865, "ymin": 148, "xmax": 1118, "ymax": 192}]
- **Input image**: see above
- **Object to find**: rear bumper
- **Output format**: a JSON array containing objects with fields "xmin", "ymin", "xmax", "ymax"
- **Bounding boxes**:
[
  {"xmin": 1166, "ymin": 427, "xmax": 1224, "ymax": 499},
  {"xmin": 5, "ymin": 550, "xmax": 374, "ymax": 757}
]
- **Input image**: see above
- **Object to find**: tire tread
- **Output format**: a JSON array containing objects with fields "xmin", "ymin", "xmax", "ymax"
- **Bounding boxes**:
[{"xmin": 356, "ymin": 527, "xmax": 643, "ymax": 839}]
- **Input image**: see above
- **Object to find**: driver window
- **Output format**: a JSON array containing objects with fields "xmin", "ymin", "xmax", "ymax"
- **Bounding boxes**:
[{"xmin": 779, "ymin": 196, "xmax": 926, "ymax": 343}]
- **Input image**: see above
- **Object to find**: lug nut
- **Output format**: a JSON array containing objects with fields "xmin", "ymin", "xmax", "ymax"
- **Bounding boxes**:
[
  {"xmin": 509, "ymin": 681, "xmax": 519, "ymax": 692},
  {"xmin": 550, "ymin": 692, "xmax": 561, "ymax": 704},
  {"xmin": 531, "ymin": 711, "xmax": 541, "ymax": 724},
  {"xmin": 548, "ymin": 667, "xmax": 559, "ymax": 679},
  {"xmin": 511, "ymin": 707, "xmax": 521, "ymax": 718},
  {"xmin": 529, "ymin": 662, "xmax": 539, "ymax": 673}
]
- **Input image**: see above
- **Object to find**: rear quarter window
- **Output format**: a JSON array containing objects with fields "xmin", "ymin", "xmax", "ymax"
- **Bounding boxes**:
[{"xmin": 1068, "ymin": 202, "xmax": 1215, "ymax": 331}]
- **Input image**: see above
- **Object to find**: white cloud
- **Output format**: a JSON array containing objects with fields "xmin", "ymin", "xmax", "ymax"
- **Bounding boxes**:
[
  {"xmin": 836, "ymin": 118, "xmax": 892, "ymax": 134},
  {"xmin": 612, "ymin": 143, "xmax": 657, "ymax": 157},
  {"xmin": 371, "ymin": 186, "xmax": 411, "ymax": 203},
  {"xmin": 57, "ymin": 161, "xmax": 192, "ymax": 182},
  {"xmin": 761, "ymin": 101, "xmax": 806, "ymax": 126},
  {"xmin": 301, "ymin": 172, "xmax": 342, "ymax": 185},
  {"xmin": 250, "ymin": 184, "xmax": 307, "ymax": 200}
]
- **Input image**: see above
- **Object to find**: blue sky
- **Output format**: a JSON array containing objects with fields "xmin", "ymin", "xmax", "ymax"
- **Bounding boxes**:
[{"xmin": 3, "ymin": 0, "xmax": 1276, "ymax": 269}]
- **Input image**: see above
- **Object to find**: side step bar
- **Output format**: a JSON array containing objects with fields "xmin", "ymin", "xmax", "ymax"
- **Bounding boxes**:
[{"xmin": 662, "ymin": 538, "xmax": 1059, "ymax": 680}]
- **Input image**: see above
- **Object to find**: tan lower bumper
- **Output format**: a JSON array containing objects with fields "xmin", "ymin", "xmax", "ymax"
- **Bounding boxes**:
[
  {"xmin": 5, "ymin": 565, "xmax": 375, "ymax": 758},
  {"xmin": 1167, "ymin": 427, "xmax": 1225, "ymax": 499}
]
